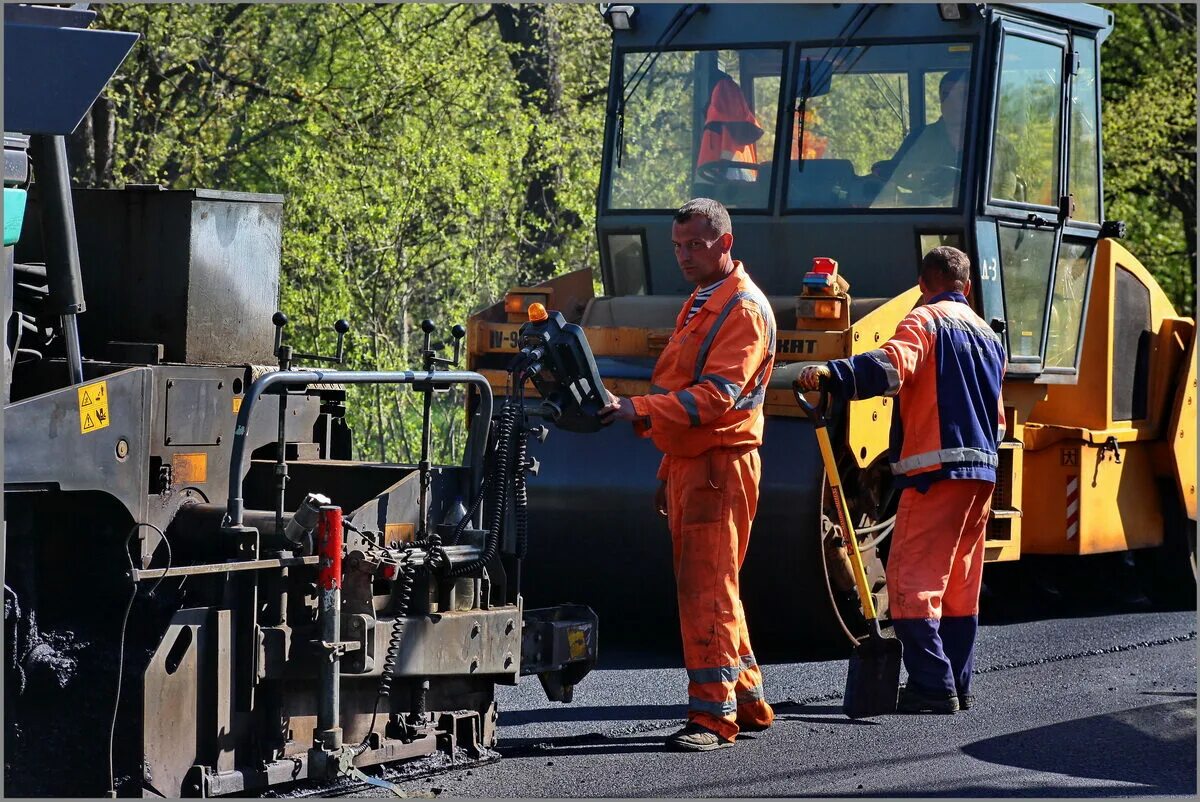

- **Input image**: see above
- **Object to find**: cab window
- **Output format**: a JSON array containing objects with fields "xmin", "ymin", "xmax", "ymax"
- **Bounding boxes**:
[
  {"xmin": 999, "ymin": 225, "xmax": 1056, "ymax": 359},
  {"xmin": 608, "ymin": 48, "xmax": 784, "ymax": 211},
  {"xmin": 1067, "ymin": 39, "xmax": 1101, "ymax": 223},
  {"xmin": 990, "ymin": 34, "xmax": 1064, "ymax": 207},
  {"xmin": 786, "ymin": 42, "xmax": 973, "ymax": 210}
]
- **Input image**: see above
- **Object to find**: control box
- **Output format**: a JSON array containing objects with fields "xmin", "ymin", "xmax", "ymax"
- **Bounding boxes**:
[{"xmin": 516, "ymin": 306, "xmax": 611, "ymax": 433}]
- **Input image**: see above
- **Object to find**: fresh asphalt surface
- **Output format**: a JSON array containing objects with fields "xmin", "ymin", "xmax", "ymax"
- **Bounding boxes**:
[{"xmin": 362, "ymin": 584, "xmax": 1197, "ymax": 798}]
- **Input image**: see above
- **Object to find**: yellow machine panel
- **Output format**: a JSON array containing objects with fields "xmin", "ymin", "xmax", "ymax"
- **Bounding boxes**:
[{"xmin": 1022, "ymin": 436, "xmax": 1165, "ymax": 555}]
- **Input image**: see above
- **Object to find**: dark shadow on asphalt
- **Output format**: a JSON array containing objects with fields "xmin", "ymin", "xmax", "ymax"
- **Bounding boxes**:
[
  {"xmin": 773, "ymin": 702, "xmax": 881, "ymax": 727},
  {"xmin": 978, "ymin": 554, "xmax": 1191, "ymax": 626},
  {"xmin": 497, "ymin": 733, "xmax": 673, "ymax": 757},
  {"xmin": 501, "ymin": 702, "xmax": 685, "ymax": 726},
  {"xmin": 959, "ymin": 699, "xmax": 1197, "ymax": 794},
  {"xmin": 500, "ymin": 700, "xmax": 875, "ymax": 728}
]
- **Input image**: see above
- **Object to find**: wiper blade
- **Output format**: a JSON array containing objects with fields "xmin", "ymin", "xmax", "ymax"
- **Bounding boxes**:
[
  {"xmin": 614, "ymin": 3, "xmax": 707, "ymax": 167},
  {"xmin": 795, "ymin": 3, "xmax": 879, "ymax": 172}
]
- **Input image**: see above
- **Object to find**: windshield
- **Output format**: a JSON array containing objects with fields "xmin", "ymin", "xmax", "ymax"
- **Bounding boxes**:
[
  {"xmin": 608, "ymin": 47, "xmax": 784, "ymax": 211},
  {"xmin": 788, "ymin": 42, "xmax": 974, "ymax": 210}
]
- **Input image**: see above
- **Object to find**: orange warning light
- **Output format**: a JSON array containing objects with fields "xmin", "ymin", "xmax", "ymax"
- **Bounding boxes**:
[{"xmin": 528, "ymin": 302, "xmax": 549, "ymax": 322}]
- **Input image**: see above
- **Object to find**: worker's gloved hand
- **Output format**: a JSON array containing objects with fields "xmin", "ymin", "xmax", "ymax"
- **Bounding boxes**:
[
  {"xmin": 794, "ymin": 365, "xmax": 831, "ymax": 392},
  {"xmin": 655, "ymin": 481, "xmax": 668, "ymax": 517},
  {"xmin": 599, "ymin": 394, "xmax": 642, "ymax": 424}
]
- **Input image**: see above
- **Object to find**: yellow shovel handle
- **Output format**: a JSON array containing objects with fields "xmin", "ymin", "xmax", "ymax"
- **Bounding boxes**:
[{"xmin": 794, "ymin": 381, "xmax": 878, "ymax": 622}]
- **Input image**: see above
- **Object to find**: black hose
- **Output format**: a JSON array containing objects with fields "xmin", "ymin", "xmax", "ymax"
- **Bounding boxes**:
[
  {"xmin": 110, "ymin": 522, "xmax": 171, "ymax": 798},
  {"xmin": 447, "ymin": 400, "xmax": 519, "ymax": 577}
]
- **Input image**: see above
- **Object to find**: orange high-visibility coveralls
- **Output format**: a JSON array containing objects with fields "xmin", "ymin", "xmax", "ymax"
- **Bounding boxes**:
[
  {"xmin": 697, "ymin": 76, "xmax": 763, "ymax": 182},
  {"xmin": 630, "ymin": 262, "xmax": 776, "ymax": 740}
]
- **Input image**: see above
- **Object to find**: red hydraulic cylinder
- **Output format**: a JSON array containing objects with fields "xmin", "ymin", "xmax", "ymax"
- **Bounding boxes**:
[
  {"xmin": 316, "ymin": 505, "xmax": 343, "ymax": 592},
  {"xmin": 315, "ymin": 505, "xmax": 344, "ymax": 749}
]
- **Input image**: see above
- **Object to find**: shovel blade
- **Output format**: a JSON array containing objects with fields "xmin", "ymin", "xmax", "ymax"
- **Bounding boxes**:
[{"xmin": 842, "ymin": 632, "xmax": 902, "ymax": 719}]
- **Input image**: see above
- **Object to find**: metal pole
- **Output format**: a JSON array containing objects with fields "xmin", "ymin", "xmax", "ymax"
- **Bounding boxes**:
[
  {"xmin": 316, "ymin": 505, "xmax": 343, "ymax": 749},
  {"xmin": 30, "ymin": 135, "xmax": 86, "ymax": 386},
  {"xmin": 225, "ymin": 370, "xmax": 493, "ymax": 529},
  {"xmin": 61, "ymin": 314, "xmax": 83, "ymax": 385}
]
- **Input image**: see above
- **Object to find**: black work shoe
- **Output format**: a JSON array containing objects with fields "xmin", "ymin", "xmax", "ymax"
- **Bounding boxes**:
[
  {"xmin": 958, "ymin": 693, "xmax": 974, "ymax": 710},
  {"xmin": 666, "ymin": 722, "xmax": 734, "ymax": 752},
  {"xmin": 897, "ymin": 685, "xmax": 960, "ymax": 714}
]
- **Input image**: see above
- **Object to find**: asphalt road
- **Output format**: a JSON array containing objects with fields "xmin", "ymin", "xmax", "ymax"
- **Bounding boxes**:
[{"xmin": 370, "ymin": 605, "xmax": 1196, "ymax": 798}]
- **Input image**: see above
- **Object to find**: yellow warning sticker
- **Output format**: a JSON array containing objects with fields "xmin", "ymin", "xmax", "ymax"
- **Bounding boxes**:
[
  {"xmin": 568, "ymin": 626, "xmax": 590, "ymax": 660},
  {"xmin": 385, "ymin": 523, "xmax": 415, "ymax": 546},
  {"xmin": 232, "ymin": 397, "xmax": 243, "ymax": 414},
  {"xmin": 78, "ymin": 380, "xmax": 110, "ymax": 434}
]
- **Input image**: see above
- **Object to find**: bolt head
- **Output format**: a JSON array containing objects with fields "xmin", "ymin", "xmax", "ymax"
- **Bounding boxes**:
[{"xmin": 116, "ymin": 438, "xmax": 129, "ymax": 459}]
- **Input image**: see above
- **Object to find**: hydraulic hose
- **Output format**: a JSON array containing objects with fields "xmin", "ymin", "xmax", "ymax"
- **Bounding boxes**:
[{"xmin": 448, "ymin": 401, "xmax": 519, "ymax": 577}]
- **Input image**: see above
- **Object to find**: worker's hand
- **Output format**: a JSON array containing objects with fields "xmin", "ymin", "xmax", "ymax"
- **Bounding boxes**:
[
  {"xmin": 655, "ymin": 481, "xmax": 668, "ymax": 517},
  {"xmin": 598, "ymin": 394, "xmax": 641, "ymax": 424},
  {"xmin": 794, "ymin": 365, "xmax": 831, "ymax": 392}
]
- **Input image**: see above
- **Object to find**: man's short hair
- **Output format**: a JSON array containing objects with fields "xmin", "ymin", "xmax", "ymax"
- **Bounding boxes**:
[
  {"xmin": 921, "ymin": 246, "xmax": 971, "ymax": 291},
  {"xmin": 675, "ymin": 198, "xmax": 732, "ymax": 237},
  {"xmin": 939, "ymin": 69, "xmax": 968, "ymax": 101}
]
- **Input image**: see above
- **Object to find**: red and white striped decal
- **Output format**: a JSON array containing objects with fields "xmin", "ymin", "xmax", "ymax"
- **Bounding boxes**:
[{"xmin": 1065, "ymin": 475, "xmax": 1080, "ymax": 540}]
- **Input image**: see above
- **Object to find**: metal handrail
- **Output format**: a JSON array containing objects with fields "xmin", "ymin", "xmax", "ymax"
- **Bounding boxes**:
[{"xmin": 224, "ymin": 369, "xmax": 494, "ymax": 528}]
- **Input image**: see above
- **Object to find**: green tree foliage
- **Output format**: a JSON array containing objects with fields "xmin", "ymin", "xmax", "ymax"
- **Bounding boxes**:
[
  {"xmin": 84, "ymin": 3, "xmax": 611, "ymax": 462},
  {"xmin": 1101, "ymin": 3, "xmax": 1196, "ymax": 315}
]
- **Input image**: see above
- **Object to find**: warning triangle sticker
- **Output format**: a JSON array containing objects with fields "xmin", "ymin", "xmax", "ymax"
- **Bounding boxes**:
[
  {"xmin": 83, "ymin": 412, "xmax": 95, "ymax": 430},
  {"xmin": 81, "ymin": 391, "xmax": 92, "ymax": 406}
]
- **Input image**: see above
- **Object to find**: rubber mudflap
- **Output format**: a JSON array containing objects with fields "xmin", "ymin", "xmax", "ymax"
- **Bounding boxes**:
[{"xmin": 518, "ymin": 415, "xmax": 853, "ymax": 659}]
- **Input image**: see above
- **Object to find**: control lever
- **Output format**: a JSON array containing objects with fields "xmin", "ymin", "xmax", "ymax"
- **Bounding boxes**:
[
  {"xmin": 272, "ymin": 310, "xmax": 351, "ymax": 367},
  {"xmin": 451, "ymin": 324, "xmax": 466, "ymax": 366},
  {"xmin": 422, "ymin": 319, "xmax": 466, "ymax": 371}
]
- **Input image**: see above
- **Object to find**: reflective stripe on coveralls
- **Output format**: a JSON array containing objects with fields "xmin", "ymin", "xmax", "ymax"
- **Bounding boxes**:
[
  {"xmin": 666, "ymin": 449, "xmax": 773, "ymax": 740},
  {"xmin": 632, "ymin": 263, "xmax": 777, "ymax": 741}
]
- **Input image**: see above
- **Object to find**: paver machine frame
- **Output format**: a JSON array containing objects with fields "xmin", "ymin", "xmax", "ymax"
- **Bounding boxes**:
[{"xmin": 3, "ymin": 5, "xmax": 596, "ymax": 796}]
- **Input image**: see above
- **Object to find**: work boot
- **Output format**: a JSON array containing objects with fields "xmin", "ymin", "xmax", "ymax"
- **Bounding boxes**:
[
  {"xmin": 665, "ymin": 722, "xmax": 733, "ymax": 752},
  {"xmin": 958, "ymin": 693, "xmax": 974, "ymax": 710},
  {"xmin": 897, "ymin": 685, "xmax": 959, "ymax": 714}
]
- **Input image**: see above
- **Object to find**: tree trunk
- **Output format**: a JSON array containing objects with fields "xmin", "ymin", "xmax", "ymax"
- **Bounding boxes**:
[{"xmin": 493, "ymin": 5, "xmax": 582, "ymax": 282}]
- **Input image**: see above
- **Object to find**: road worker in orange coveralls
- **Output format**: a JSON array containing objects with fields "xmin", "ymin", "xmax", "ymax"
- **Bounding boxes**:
[
  {"xmin": 797, "ymin": 246, "xmax": 1006, "ymax": 714},
  {"xmin": 600, "ymin": 198, "xmax": 776, "ymax": 751}
]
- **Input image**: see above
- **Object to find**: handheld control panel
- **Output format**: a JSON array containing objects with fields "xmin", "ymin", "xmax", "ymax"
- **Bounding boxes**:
[{"xmin": 514, "ymin": 304, "xmax": 611, "ymax": 432}]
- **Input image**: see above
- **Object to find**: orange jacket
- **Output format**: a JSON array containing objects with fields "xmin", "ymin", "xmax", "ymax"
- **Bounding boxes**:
[
  {"xmin": 632, "ymin": 262, "xmax": 777, "ymax": 467},
  {"xmin": 697, "ymin": 77, "xmax": 763, "ymax": 179}
]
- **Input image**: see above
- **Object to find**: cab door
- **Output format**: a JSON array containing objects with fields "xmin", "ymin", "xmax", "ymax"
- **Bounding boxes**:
[{"xmin": 978, "ymin": 16, "xmax": 1075, "ymax": 377}]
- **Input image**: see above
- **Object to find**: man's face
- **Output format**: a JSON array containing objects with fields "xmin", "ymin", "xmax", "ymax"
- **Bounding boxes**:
[
  {"xmin": 671, "ymin": 216, "xmax": 731, "ymax": 286},
  {"xmin": 941, "ymin": 78, "xmax": 967, "ymax": 144}
]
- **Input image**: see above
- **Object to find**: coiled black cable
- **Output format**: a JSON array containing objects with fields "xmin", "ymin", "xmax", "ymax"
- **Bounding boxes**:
[
  {"xmin": 513, "ymin": 426, "xmax": 529, "ymax": 559},
  {"xmin": 356, "ymin": 554, "xmax": 415, "ymax": 754}
]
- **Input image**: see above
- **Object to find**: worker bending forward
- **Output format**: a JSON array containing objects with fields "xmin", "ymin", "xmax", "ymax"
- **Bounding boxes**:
[
  {"xmin": 601, "ymin": 198, "xmax": 776, "ymax": 750},
  {"xmin": 798, "ymin": 246, "xmax": 1006, "ymax": 714}
]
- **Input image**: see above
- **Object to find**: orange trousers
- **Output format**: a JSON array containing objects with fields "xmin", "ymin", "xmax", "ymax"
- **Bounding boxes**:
[
  {"xmin": 665, "ymin": 448, "xmax": 774, "ymax": 741},
  {"xmin": 887, "ymin": 479, "xmax": 993, "ymax": 620}
]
